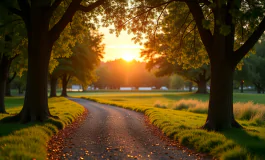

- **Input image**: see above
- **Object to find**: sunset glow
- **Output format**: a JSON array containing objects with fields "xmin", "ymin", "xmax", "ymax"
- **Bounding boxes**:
[
  {"xmin": 99, "ymin": 27, "xmax": 143, "ymax": 62},
  {"xmin": 122, "ymin": 53, "xmax": 135, "ymax": 62}
]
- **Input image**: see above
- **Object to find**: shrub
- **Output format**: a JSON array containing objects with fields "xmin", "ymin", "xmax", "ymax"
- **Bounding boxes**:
[{"xmin": 153, "ymin": 100, "xmax": 168, "ymax": 109}]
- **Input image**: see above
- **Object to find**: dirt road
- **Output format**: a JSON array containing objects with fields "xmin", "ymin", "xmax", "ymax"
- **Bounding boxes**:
[{"xmin": 56, "ymin": 98, "xmax": 203, "ymax": 160}]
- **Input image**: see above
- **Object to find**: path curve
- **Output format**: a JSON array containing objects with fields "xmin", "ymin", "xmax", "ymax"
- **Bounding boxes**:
[{"xmin": 60, "ymin": 98, "xmax": 204, "ymax": 160}]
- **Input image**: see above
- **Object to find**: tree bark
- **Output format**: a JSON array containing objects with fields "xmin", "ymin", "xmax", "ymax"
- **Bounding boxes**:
[
  {"xmin": 202, "ymin": 40, "xmax": 241, "ymax": 131},
  {"xmin": 5, "ymin": 81, "xmax": 11, "ymax": 96},
  {"xmin": 202, "ymin": 60, "xmax": 240, "ymax": 130},
  {"xmin": 196, "ymin": 80, "xmax": 207, "ymax": 94},
  {"xmin": 0, "ymin": 78, "xmax": 7, "ymax": 113},
  {"xmin": 0, "ymin": 55, "xmax": 11, "ymax": 113},
  {"xmin": 6, "ymin": 72, "xmax": 17, "ymax": 96},
  {"xmin": 257, "ymin": 86, "xmax": 261, "ymax": 94},
  {"xmin": 18, "ymin": 86, "xmax": 23, "ymax": 94},
  {"xmin": 82, "ymin": 85, "xmax": 86, "ymax": 92},
  {"xmin": 61, "ymin": 74, "xmax": 68, "ymax": 97},
  {"xmin": 240, "ymin": 80, "xmax": 244, "ymax": 93},
  {"xmin": 50, "ymin": 75, "xmax": 57, "ymax": 97},
  {"xmin": 188, "ymin": 81, "xmax": 192, "ymax": 92},
  {"xmin": 18, "ymin": 5, "xmax": 53, "ymax": 122}
]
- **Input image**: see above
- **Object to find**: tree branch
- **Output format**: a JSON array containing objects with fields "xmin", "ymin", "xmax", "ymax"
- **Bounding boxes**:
[
  {"xmin": 49, "ymin": 0, "xmax": 105, "ymax": 43},
  {"xmin": 8, "ymin": 72, "xmax": 17, "ymax": 84},
  {"xmin": 49, "ymin": 0, "xmax": 82, "ymax": 43},
  {"xmin": 234, "ymin": 17, "xmax": 265, "ymax": 64},
  {"xmin": 47, "ymin": 0, "xmax": 64, "ymax": 19},
  {"xmin": 78, "ymin": 0, "xmax": 105, "ymax": 12},
  {"xmin": 186, "ymin": 1, "xmax": 213, "ymax": 55},
  {"xmin": 7, "ymin": 7, "xmax": 23, "ymax": 17},
  {"xmin": 153, "ymin": 3, "xmax": 170, "ymax": 47}
]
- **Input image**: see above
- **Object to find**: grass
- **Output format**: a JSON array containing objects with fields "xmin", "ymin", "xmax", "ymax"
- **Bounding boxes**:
[
  {"xmin": 0, "ymin": 97, "xmax": 84, "ymax": 160},
  {"xmin": 168, "ymin": 99, "xmax": 265, "ymax": 125},
  {"xmin": 80, "ymin": 92, "xmax": 265, "ymax": 160}
]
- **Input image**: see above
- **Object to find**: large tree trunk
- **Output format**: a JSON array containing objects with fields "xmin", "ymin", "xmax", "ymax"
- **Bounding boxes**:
[
  {"xmin": 5, "ymin": 81, "xmax": 11, "ymax": 97},
  {"xmin": 0, "ymin": 78, "xmax": 7, "ymax": 113},
  {"xmin": 240, "ymin": 80, "xmax": 244, "ymax": 93},
  {"xmin": 0, "ymin": 55, "xmax": 10, "ymax": 113},
  {"xmin": 82, "ymin": 85, "xmax": 86, "ymax": 92},
  {"xmin": 18, "ymin": 6, "xmax": 53, "ymax": 123},
  {"xmin": 18, "ymin": 86, "xmax": 23, "ymax": 94},
  {"xmin": 193, "ymin": 69, "xmax": 209, "ymax": 94},
  {"xmin": 202, "ymin": 44, "xmax": 241, "ymax": 130},
  {"xmin": 61, "ymin": 74, "xmax": 68, "ymax": 97},
  {"xmin": 50, "ymin": 75, "xmax": 58, "ymax": 97},
  {"xmin": 196, "ymin": 80, "xmax": 207, "ymax": 94},
  {"xmin": 6, "ymin": 72, "xmax": 17, "ymax": 96},
  {"xmin": 203, "ymin": 60, "xmax": 241, "ymax": 130},
  {"xmin": 257, "ymin": 87, "xmax": 261, "ymax": 94},
  {"xmin": 254, "ymin": 83, "xmax": 262, "ymax": 94},
  {"xmin": 188, "ymin": 81, "xmax": 192, "ymax": 92}
]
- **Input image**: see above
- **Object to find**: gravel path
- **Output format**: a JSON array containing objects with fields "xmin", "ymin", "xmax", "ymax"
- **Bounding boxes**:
[{"xmin": 59, "ymin": 98, "xmax": 206, "ymax": 160}]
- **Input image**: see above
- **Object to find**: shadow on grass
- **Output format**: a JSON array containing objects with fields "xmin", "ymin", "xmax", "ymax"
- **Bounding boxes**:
[
  {"xmin": 0, "ymin": 115, "xmax": 62, "ymax": 137},
  {"xmin": 162, "ymin": 93, "xmax": 209, "ymax": 101},
  {"xmin": 222, "ymin": 128, "xmax": 265, "ymax": 157},
  {"xmin": 0, "ymin": 116, "xmax": 34, "ymax": 137}
]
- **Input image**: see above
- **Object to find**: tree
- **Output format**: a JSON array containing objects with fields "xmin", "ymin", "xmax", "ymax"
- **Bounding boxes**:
[
  {"xmin": 1, "ymin": 0, "xmax": 127, "ymax": 122},
  {"xmin": 235, "ymin": 40, "xmax": 265, "ymax": 94},
  {"xmin": 0, "ymin": 9, "xmax": 26, "ymax": 113},
  {"xmin": 144, "ymin": 55, "xmax": 210, "ymax": 93},
  {"xmin": 5, "ymin": 51, "xmax": 28, "ymax": 96},
  {"xmin": 121, "ymin": 0, "xmax": 265, "ymax": 130},
  {"xmin": 50, "ymin": 32, "xmax": 104, "ymax": 97},
  {"xmin": 169, "ymin": 74, "xmax": 185, "ymax": 90},
  {"xmin": 94, "ymin": 59, "xmax": 171, "ymax": 89},
  {"xmin": 12, "ymin": 71, "xmax": 27, "ymax": 95}
]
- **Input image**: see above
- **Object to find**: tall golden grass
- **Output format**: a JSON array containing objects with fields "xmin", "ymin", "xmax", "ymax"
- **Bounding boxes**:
[{"xmin": 154, "ymin": 99, "xmax": 265, "ymax": 124}]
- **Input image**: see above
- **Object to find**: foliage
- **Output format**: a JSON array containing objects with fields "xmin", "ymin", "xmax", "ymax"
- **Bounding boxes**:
[
  {"xmin": 0, "ymin": 5, "xmax": 26, "ymax": 58},
  {"xmin": 116, "ymin": 0, "xmax": 265, "ymax": 130},
  {"xmin": 0, "ymin": 97, "xmax": 84, "ymax": 159},
  {"xmin": 94, "ymin": 59, "xmax": 171, "ymax": 89},
  {"xmin": 169, "ymin": 74, "xmax": 185, "ymax": 89},
  {"xmin": 52, "ymin": 30, "xmax": 105, "ymax": 88},
  {"xmin": 235, "ymin": 39, "xmax": 265, "ymax": 92},
  {"xmin": 81, "ymin": 93, "xmax": 265, "ymax": 159}
]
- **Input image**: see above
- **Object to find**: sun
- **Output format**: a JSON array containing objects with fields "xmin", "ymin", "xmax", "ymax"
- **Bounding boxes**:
[{"xmin": 122, "ymin": 53, "xmax": 134, "ymax": 62}]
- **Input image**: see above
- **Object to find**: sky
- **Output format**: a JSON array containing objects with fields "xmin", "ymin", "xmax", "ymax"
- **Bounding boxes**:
[{"xmin": 99, "ymin": 27, "xmax": 144, "ymax": 62}]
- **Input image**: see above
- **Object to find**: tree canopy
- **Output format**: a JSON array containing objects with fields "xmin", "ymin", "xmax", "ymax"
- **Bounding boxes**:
[{"xmin": 119, "ymin": 0, "xmax": 265, "ymax": 130}]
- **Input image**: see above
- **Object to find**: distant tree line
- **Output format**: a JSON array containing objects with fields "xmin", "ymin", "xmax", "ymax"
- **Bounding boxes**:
[{"xmin": 93, "ymin": 59, "xmax": 194, "ymax": 90}]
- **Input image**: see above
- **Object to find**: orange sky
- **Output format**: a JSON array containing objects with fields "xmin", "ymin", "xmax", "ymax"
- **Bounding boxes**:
[{"xmin": 99, "ymin": 27, "xmax": 144, "ymax": 62}]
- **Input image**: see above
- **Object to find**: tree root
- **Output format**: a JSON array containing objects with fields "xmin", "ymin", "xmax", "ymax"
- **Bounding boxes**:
[{"xmin": 202, "ymin": 118, "xmax": 243, "ymax": 131}]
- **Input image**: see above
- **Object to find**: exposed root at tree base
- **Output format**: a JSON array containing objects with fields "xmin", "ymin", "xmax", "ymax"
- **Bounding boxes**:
[{"xmin": 201, "ymin": 119, "xmax": 243, "ymax": 131}]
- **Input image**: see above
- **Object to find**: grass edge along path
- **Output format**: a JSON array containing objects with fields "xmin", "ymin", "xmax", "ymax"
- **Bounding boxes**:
[
  {"xmin": 82, "ymin": 97, "xmax": 264, "ymax": 160},
  {"xmin": 0, "ymin": 97, "xmax": 85, "ymax": 160}
]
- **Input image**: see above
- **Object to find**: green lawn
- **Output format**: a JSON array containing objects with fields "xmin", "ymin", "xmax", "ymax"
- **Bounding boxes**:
[
  {"xmin": 80, "ymin": 92, "xmax": 265, "ymax": 160},
  {"xmin": 0, "ymin": 97, "xmax": 84, "ymax": 160}
]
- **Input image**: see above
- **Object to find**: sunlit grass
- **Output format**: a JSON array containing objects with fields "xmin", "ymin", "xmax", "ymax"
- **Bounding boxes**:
[
  {"xmin": 0, "ymin": 97, "xmax": 84, "ymax": 160},
  {"xmin": 81, "ymin": 92, "xmax": 265, "ymax": 160}
]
